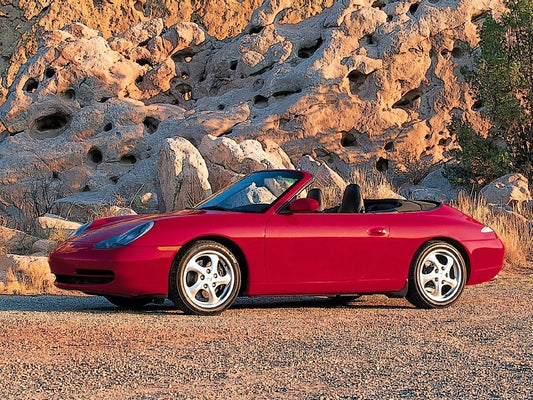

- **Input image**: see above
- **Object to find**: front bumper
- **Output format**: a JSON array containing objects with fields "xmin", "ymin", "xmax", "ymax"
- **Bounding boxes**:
[{"xmin": 49, "ymin": 241, "xmax": 180, "ymax": 297}]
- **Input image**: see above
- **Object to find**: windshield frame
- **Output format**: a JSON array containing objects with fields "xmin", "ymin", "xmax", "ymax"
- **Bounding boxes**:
[{"xmin": 196, "ymin": 170, "xmax": 307, "ymax": 213}]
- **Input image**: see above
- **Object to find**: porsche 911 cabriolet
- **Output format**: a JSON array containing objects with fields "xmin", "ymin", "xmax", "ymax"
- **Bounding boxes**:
[{"xmin": 49, "ymin": 169, "xmax": 504, "ymax": 315}]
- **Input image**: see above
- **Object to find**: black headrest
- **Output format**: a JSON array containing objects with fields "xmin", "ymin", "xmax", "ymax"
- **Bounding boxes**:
[
  {"xmin": 306, "ymin": 188, "xmax": 324, "ymax": 212},
  {"xmin": 338, "ymin": 183, "xmax": 364, "ymax": 213}
]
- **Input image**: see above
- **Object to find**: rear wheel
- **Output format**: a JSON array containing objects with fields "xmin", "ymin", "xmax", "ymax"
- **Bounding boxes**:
[
  {"xmin": 406, "ymin": 241, "xmax": 467, "ymax": 309},
  {"xmin": 169, "ymin": 241, "xmax": 241, "ymax": 315}
]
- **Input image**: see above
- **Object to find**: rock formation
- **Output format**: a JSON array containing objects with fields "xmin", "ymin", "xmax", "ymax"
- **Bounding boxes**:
[
  {"xmin": 0, "ymin": 0, "xmax": 505, "ymax": 225},
  {"xmin": 0, "ymin": 0, "xmax": 333, "ymax": 103}
]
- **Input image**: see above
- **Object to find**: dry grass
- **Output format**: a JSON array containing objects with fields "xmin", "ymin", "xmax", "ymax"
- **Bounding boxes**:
[
  {"xmin": 47, "ymin": 227, "xmax": 71, "ymax": 243},
  {"xmin": 452, "ymin": 192, "xmax": 533, "ymax": 270},
  {"xmin": 0, "ymin": 258, "xmax": 58, "ymax": 295},
  {"xmin": 349, "ymin": 168, "xmax": 402, "ymax": 199}
]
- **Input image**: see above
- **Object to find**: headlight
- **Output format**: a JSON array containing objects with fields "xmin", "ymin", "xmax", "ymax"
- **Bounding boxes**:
[
  {"xmin": 94, "ymin": 221, "xmax": 154, "ymax": 249},
  {"xmin": 70, "ymin": 221, "xmax": 93, "ymax": 238}
]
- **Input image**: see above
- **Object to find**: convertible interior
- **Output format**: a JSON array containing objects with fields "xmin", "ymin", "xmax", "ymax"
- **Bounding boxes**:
[{"xmin": 306, "ymin": 184, "xmax": 440, "ymax": 213}]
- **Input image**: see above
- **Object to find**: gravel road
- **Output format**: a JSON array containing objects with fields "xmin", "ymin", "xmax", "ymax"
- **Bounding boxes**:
[{"xmin": 0, "ymin": 271, "xmax": 531, "ymax": 400}]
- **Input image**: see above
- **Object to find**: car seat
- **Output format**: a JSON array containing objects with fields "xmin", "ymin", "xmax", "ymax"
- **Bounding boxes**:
[
  {"xmin": 338, "ymin": 184, "xmax": 364, "ymax": 213},
  {"xmin": 306, "ymin": 188, "xmax": 324, "ymax": 212}
]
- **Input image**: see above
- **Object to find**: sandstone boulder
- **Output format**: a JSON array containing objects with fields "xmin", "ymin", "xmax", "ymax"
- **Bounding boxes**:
[
  {"xmin": 53, "ymin": 192, "xmax": 138, "ymax": 222},
  {"xmin": 36, "ymin": 213, "xmax": 82, "ymax": 238},
  {"xmin": 480, "ymin": 173, "xmax": 531, "ymax": 206},
  {"xmin": 0, "ymin": 226, "xmax": 40, "ymax": 254},
  {"xmin": 158, "ymin": 137, "xmax": 211, "ymax": 212},
  {"xmin": 199, "ymin": 135, "xmax": 294, "ymax": 191},
  {"xmin": 297, "ymin": 155, "xmax": 346, "ymax": 208},
  {"xmin": 419, "ymin": 167, "xmax": 459, "ymax": 201},
  {"xmin": 400, "ymin": 185, "xmax": 449, "ymax": 202}
]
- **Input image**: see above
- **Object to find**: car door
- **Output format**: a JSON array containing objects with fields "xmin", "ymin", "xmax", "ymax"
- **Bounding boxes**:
[{"xmin": 263, "ymin": 212, "xmax": 392, "ymax": 295}]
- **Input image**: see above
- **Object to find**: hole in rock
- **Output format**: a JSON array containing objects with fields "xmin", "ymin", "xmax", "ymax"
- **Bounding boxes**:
[
  {"xmin": 376, "ymin": 157, "xmax": 389, "ymax": 172},
  {"xmin": 176, "ymin": 83, "xmax": 192, "ymax": 101},
  {"xmin": 138, "ymin": 39, "xmax": 149, "ymax": 47},
  {"xmin": 120, "ymin": 154, "xmax": 137, "ymax": 164},
  {"xmin": 110, "ymin": 176, "xmax": 119, "ymax": 184},
  {"xmin": 409, "ymin": 3, "xmax": 419, "ymax": 15},
  {"xmin": 253, "ymin": 95, "xmax": 269, "ymax": 108},
  {"xmin": 82, "ymin": 185, "xmax": 91, "ymax": 192},
  {"xmin": 440, "ymin": 49, "xmax": 450, "ymax": 57},
  {"xmin": 181, "ymin": 72, "xmax": 189, "ymax": 80},
  {"xmin": 341, "ymin": 131, "xmax": 357, "ymax": 147},
  {"xmin": 143, "ymin": 117, "xmax": 160, "ymax": 134},
  {"xmin": 99, "ymin": 97, "xmax": 110, "ymax": 103},
  {"xmin": 217, "ymin": 104, "xmax": 225, "ymax": 110},
  {"xmin": 230, "ymin": 60, "xmax": 238, "ymax": 71},
  {"xmin": 273, "ymin": 89, "xmax": 302, "ymax": 99},
  {"xmin": 52, "ymin": 171, "xmax": 59, "ymax": 179},
  {"xmin": 172, "ymin": 49, "xmax": 195, "ymax": 63},
  {"xmin": 451, "ymin": 47, "xmax": 464, "ymax": 58},
  {"xmin": 384, "ymin": 142, "xmax": 395, "ymax": 151},
  {"xmin": 88, "ymin": 147, "xmax": 103, "ymax": 164},
  {"xmin": 103, "ymin": 123, "xmax": 113, "ymax": 132},
  {"xmin": 135, "ymin": 75, "xmax": 144, "ymax": 84},
  {"xmin": 136, "ymin": 58, "xmax": 151, "ymax": 66},
  {"xmin": 64, "ymin": 89, "xmax": 76, "ymax": 99},
  {"xmin": 372, "ymin": 0, "xmax": 385, "ymax": 8},
  {"xmin": 34, "ymin": 112, "xmax": 71, "ymax": 132},
  {"xmin": 133, "ymin": 1, "xmax": 144, "ymax": 12},
  {"xmin": 392, "ymin": 88, "xmax": 423, "ymax": 109},
  {"xmin": 364, "ymin": 34, "xmax": 377, "ymax": 46},
  {"xmin": 24, "ymin": 78, "xmax": 39, "ymax": 93},
  {"xmin": 298, "ymin": 37, "xmax": 323, "ymax": 59},
  {"xmin": 471, "ymin": 100, "xmax": 483, "ymax": 111},
  {"xmin": 438, "ymin": 138, "xmax": 452, "ymax": 146},
  {"xmin": 44, "ymin": 67, "xmax": 56, "ymax": 78},
  {"xmin": 249, "ymin": 25, "xmax": 264, "ymax": 35},
  {"xmin": 347, "ymin": 70, "xmax": 372, "ymax": 95}
]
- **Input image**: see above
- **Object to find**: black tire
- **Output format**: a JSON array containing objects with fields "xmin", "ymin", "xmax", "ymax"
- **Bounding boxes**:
[
  {"xmin": 406, "ymin": 241, "xmax": 467, "ymax": 309},
  {"xmin": 169, "ymin": 240, "xmax": 241, "ymax": 315},
  {"xmin": 104, "ymin": 296, "xmax": 150, "ymax": 309}
]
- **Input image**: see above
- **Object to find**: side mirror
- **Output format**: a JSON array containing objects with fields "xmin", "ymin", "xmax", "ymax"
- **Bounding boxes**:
[{"xmin": 289, "ymin": 197, "xmax": 319, "ymax": 213}]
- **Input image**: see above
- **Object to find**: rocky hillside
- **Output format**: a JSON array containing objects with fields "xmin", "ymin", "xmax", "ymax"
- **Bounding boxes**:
[
  {"xmin": 0, "ymin": 0, "xmax": 504, "ymax": 227},
  {"xmin": 0, "ymin": 0, "xmax": 332, "ymax": 101}
]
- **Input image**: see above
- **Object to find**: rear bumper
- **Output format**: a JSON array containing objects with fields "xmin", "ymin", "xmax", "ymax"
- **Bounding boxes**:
[
  {"xmin": 49, "ymin": 241, "xmax": 178, "ymax": 297},
  {"xmin": 463, "ymin": 237, "xmax": 505, "ymax": 285}
]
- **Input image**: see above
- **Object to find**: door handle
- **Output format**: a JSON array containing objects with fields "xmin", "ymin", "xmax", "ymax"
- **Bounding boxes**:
[{"xmin": 367, "ymin": 227, "xmax": 389, "ymax": 236}]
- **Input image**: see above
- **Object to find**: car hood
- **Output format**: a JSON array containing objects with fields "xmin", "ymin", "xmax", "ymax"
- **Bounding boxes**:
[{"xmin": 70, "ymin": 209, "xmax": 206, "ymax": 244}]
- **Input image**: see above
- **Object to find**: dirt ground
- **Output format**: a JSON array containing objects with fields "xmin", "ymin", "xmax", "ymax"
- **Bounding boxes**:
[{"xmin": 0, "ymin": 269, "xmax": 531, "ymax": 400}]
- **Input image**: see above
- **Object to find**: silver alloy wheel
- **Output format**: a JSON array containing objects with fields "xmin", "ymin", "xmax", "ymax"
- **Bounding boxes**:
[
  {"xmin": 182, "ymin": 249, "xmax": 235, "ymax": 309},
  {"xmin": 418, "ymin": 246, "xmax": 463, "ymax": 303}
]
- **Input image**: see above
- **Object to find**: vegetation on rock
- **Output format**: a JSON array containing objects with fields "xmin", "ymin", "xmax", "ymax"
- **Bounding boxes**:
[{"xmin": 451, "ymin": 0, "xmax": 533, "ymax": 186}]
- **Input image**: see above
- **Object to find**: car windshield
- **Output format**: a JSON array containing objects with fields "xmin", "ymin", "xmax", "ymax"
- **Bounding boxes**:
[{"xmin": 196, "ymin": 170, "xmax": 304, "ymax": 213}]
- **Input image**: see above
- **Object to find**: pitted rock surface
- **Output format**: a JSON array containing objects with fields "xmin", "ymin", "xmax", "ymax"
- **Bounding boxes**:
[{"xmin": 0, "ymin": 0, "xmax": 504, "ymax": 224}]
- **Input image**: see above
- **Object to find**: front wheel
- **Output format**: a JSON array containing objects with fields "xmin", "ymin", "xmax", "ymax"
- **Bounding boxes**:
[
  {"xmin": 406, "ymin": 241, "xmax": 467, "ymax": 309},
  {"xmin": 169, "ymin": 241, "xmax": 241, "ymax": 315}
]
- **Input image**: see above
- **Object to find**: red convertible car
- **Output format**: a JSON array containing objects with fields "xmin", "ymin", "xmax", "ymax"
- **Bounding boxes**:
[{"xmin": 49, "ymin": 169, "xmax": 504, "ymax": 315}]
